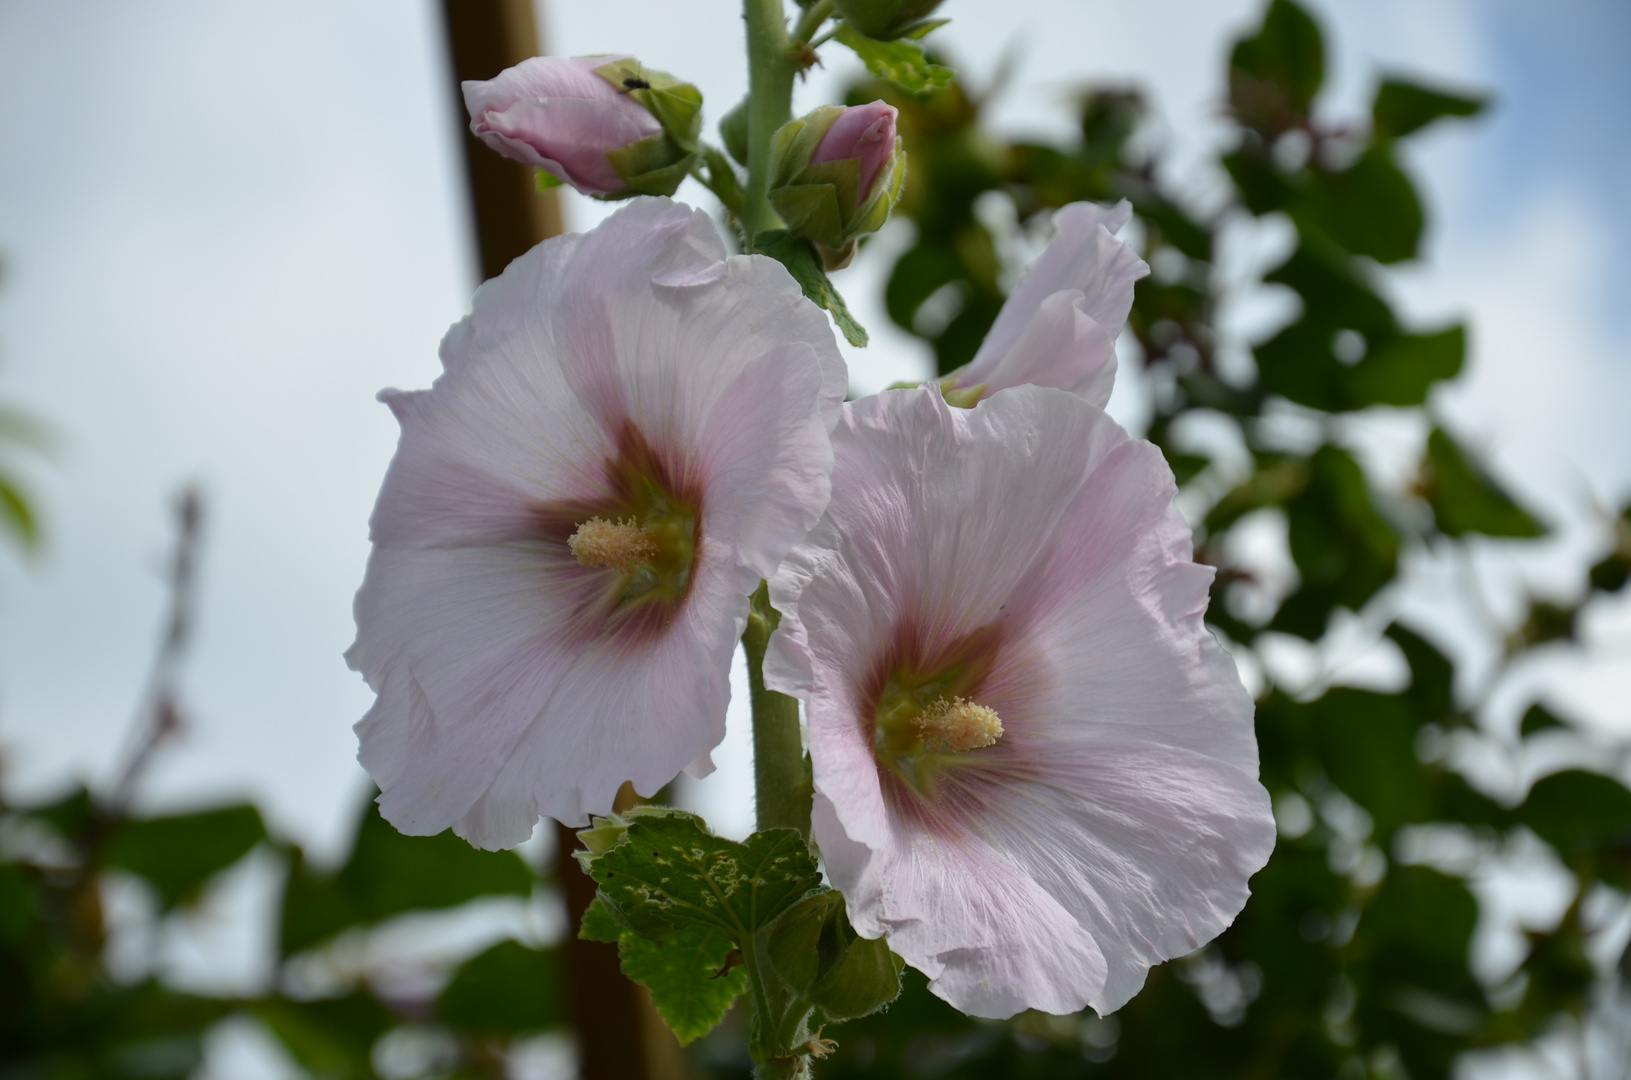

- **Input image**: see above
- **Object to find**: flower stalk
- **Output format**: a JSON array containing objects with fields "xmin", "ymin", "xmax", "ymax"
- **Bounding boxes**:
[
  {"xmin": 741, "ymin": 0, "xmax": 797, "ymax": 246},
  {"xmin": 743, "ymin": 582, "xmax": 812, "ymax": 837}
]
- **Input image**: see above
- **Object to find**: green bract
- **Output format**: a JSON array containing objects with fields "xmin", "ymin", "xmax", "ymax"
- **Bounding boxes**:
[
  {"xmin": 591, "ymin": 57, "xmax": 703, "ymax": 198},
  {"xmin": 767, "ymin": 105, "xmax": 906, "ymax": 266},
  {"xmin": 832, "ymin": 0, "xmax": 947, "ymax": 41}
]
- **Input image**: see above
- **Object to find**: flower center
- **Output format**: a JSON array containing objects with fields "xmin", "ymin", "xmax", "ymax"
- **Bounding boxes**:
[
  {"xmin": 570, "ymin": 472, "xmax": 696, "ymax": 607},
  {"xmin": 874, "ymin": 666, "xmax": 1003, "ymax": 792}
]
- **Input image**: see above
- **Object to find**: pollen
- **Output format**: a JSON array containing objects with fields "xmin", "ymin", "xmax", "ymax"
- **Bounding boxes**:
[
  {"xmin": 569, "ymin": 516, "xmax": 658, "ymax": 572},
  {"xmin": 913, "ymin": 696, "xmax": 1004, "ymax": 752}
]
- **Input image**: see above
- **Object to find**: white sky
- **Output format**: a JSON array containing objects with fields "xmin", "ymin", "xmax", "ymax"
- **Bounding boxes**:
[{"xmin": 0, "ymin": 0, "xmax": 1626, "ymax": 859}]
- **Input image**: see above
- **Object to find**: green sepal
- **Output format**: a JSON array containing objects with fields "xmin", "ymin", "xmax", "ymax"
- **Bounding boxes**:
[
  {"xmin": 832, "ymin": 0, "xmax": 948, "ymax": 41},
  {"xmin": 604, "ymin": 132, "xmax": 699, "ymax": 199},
  {"xmin": 591, "ymin": 58, "xmax": 703, "ymax": 150},
  {"xmin": 765, "ymin": 890, "xmax": 901, "ymax": 1022},
  {"xmin": 757, "ymin": 231, "xmax": 870, "ymax": 346},
  {"xmin": 768, "ymin": 106, "xmax": 907, "ymax": 250},
  {"xmin": 533, "ymin": 168, "xmax": 563, "ymax": 191},
  {"xmin": 834, "ymin": 23, "xmax": 953, "ymax": 95}
]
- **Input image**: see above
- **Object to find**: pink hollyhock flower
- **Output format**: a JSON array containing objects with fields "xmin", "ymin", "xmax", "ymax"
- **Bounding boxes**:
[
  {"xmin": 810, "ymin": 101, "xmax": 898, "ymax": 209},
  {"xmin": 764, "ymin": 384, "xmax": 1274, "ymax": 1018},
  {"xmin": 348, "ymin": 198, "xmax": 846, "ymax": 849},
  {"xmin": 943, "ymin": 201, "xmax": 1150, "ymax": 406},
  {"xmin": 463, "ymin": 55, "xmax": 662, "ymax": 196}
]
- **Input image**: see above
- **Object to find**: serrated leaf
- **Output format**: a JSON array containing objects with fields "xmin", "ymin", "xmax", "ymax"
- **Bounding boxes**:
[
  {"xmin": 835, "ymin": 24, "xmax": 952, "ymax": 96},
  {"xmin": 582, "ymin": 810, "xmax": 822, "ymax": 941},
  {"xmin": 758, "ymin": 231, "xmax": 869, "ymax": 346},
  {"xmin": 620, "ymin": 924, "xmax": 746, "ymax": 1044}
]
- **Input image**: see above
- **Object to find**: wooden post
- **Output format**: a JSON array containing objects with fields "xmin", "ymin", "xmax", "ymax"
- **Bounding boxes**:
[{"xmin": 436, "ymin": 5, "xmax": 683, "ymax": 1078}]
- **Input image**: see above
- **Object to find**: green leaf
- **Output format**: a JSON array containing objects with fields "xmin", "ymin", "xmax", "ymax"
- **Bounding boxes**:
[
  {"xmin": 1373, "ymin": 77, "xmax": 1486, "ymax": 140},
  {"xmin": 1346, "ymin": 325, "xmax": 1464, "ymax": 406},
  {"xmin": 335, "ymin": 797, "xmax": 534, "ymax": 923},
  {"xmin": 1229, "ymin": 0, "xmax": 1325, "ymax": 128},
  {"xmin": 581, "ymin": 809, "xmax": 822, "ymax": 942},
  {"xmin": 1422, "ymin": 427, "xmax": 1547, "ymax": 538},
  {"xmin": 279, "ymin": 796, "xmax": 534, "ymax": 956},
  {"xmin": 1518, "ymin": 770, "xmax": 1631, "ymax": 881},
  {"xmin": 620, "ymin": 924, "xmax": 746, "ymax": 1044},
  {"xmin": 758, "ymin": 231, "xmax": 869, "ymax": 346},
  {"xmin": 834, "ymin": 24, "xmax": 953, "ymax": 96},
  {"xmin": 255, "ymin": 992, "xmax": 393, "ymax": 1079},
  {"xmin": 1301, "ymin": 146, "xmax": 1423, "ymax": 264},
  {"xmin": 1519, "ymin": 704, "xmax": 1566, "ymax": 737},
  {"xmin": 1273, "ymin": 445, "xmax": 1399, "ymax": 637},
  {"xmin": 104, "ymin": 804, "xmax": 266, "ymax": 909},
  {"xmin": 1588, "ymin": 505, "xmax": 1631, "ymax": 592},
  {"xmin": 439, "ymin": 940, "xmax": 561, "ymax": 1034},
  {"xmin": 533, "ymin": 167, "xmax": 563, "ymax": 191}
]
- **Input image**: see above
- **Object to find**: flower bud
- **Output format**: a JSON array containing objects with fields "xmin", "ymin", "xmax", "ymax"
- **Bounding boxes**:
[
  {"xmin": 463, "ymin": 55, "xmax": 701, "ymax": 199},
  {"xmin": 767, "ymin": 102, "xmax": 905, "ymax": 265},
  {"xmin": 831, "ymin": 0, "xmax": 946, "ymax": 40}
]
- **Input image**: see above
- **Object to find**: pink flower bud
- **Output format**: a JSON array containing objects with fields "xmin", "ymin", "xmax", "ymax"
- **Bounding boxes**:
[
  {"xmin": 810, "ymin": 101, "xmax": 898, "ymax": 208},
  {"xmin": 462, "ymin": 56, "xmax": 662, "ymax": 196}
]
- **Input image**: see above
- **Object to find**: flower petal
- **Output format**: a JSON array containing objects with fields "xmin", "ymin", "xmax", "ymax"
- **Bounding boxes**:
[
  {"xmin": 352, "ymin": 198, "xmax": 846, "ymax": 845},
  {"xmin": 769, "ymin": 384, "xmax": 1272, "ymax": 1016},
  {"xmin": 956, "ymin": 201, "xmax": 1148, "ymax": 403}
]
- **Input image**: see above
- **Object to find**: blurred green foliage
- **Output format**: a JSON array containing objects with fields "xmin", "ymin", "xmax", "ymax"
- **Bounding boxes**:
[{"xmin": 4, "ymin": 2, "xmax": 1629, "ymax": 1078}]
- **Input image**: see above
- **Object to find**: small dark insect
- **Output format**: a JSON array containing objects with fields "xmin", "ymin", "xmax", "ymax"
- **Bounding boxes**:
[{"xmin": 621, "ymin": 76, "xmax": 652, "ymax": 91}]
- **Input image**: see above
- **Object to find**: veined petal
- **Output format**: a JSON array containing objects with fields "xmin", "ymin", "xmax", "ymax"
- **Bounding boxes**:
[
  {"xmin": 768, "ymin": 383, "xmax": 1273, "ymax": 1017},
  {"xmin": 954, "ymin": 201, "xmax": 1149, "ymax": 404},
  {"xmin": 352, "ymin": 198, "xmax": 845, "ymax": 845}
]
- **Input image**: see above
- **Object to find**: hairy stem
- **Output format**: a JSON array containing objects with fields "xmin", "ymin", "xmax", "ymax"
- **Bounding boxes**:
[
  {"xmin": 743, "ymin": 582, "xmax": 812, "ymax": 837},
  {"xmin": 741, "ymin": 0, "xmax": 795, "ymax": 246}
]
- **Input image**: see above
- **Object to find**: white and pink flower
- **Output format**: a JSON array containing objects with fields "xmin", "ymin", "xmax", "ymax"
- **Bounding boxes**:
[
  {"xmin": 348, "ymin": 198, "xmax": 846, "ymax": 849},
  {"xmin": 765, "ymin": 384, "xmax": 1274, "ymax": 1018},
  {"xmin": 944, "ymin": 200, "xmax": 1149, "ymax": 405}
]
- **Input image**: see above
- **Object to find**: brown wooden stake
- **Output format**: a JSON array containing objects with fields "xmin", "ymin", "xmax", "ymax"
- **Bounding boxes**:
[{"xmin": 435, "ymin": 4, "xmax": 684, "ymax": 1077}]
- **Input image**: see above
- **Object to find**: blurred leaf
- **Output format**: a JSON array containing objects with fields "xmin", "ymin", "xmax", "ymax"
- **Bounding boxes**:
[
  {"xmin": 767, "ymin": 891, "xmax": 900, "ymax": 1022},
  {"xmin": 1274, "ymin": 445, "xmax": 1399, "ymax": 637},
  {"xmin": 0, "ymin": 474, "xmax": 38, "ymax": 550},
  {"xmin": 280, "ymin": 797, "xmax": 533, "ymax": 957},
  {"xmin": 1373, "ymin": 77, "xmax": 1486, "ymax": 139},
  {"xmin": 439, "ymin": 940, "xmax": 560, "ymax": 1035},
  {"xmin": 1229, "ymin": 0, "xmax": 1325, "ymax": 130},
  {"xmin": 1517, "ymin": 770, "xmax": 1631, "ymax": 885},
  {"xmin": 1588, "ymin": 504, "xmax": 1631, "ymax": 592},
  {"xmin": 1519, "ymin": 703, "xmax": 1566, "ymax": 737},
  {"xmin": 834, "ymin": 24, "xmax": 953, "ymax": 96},
  {"xmin": 29, "ymin": 784, "xmax": 95, "ymax": 840},
  {"xmin": 104, "ymin": 804, "xmax": 265, "ymax": 909},
  {"xmin": 1346, "ymin": 325, "xmax": 1463, "ymax": 406},
  {"xmin": 1421, "ymin": 427, "xmax": 1547, "ymax": 538},
  {"xmin": 1301, "ymin": 147, "xmax": 1423, "ymax": 264},
  {"xmin": 336, "ymin": 798, "xmax": 533, "ymax": 923},
  {"xmin": 256, "ymin": 992, "xmax": 392, "ymax": 1079},
  {"xmin": 1386, "ymin": 623, "xmax": 1454, "ymax": 722}
]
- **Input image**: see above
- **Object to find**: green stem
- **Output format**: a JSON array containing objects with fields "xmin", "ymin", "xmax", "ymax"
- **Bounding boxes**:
[
  {"xmin": 742, "ymin": 0, "xmax": 796, "ymax": 247},
  {"xmin": 792, "ymin": 0, "xmax": 834, "ymax": 43},
  {"xmin": 743, "ymin": 582, "xmax": 812, "ymax": 837}
]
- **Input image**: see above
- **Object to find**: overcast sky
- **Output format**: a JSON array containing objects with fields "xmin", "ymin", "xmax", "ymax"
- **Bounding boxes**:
[{"xmin": 0, "ymin": 0, "xmax": 1626, "ymax": 859}]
